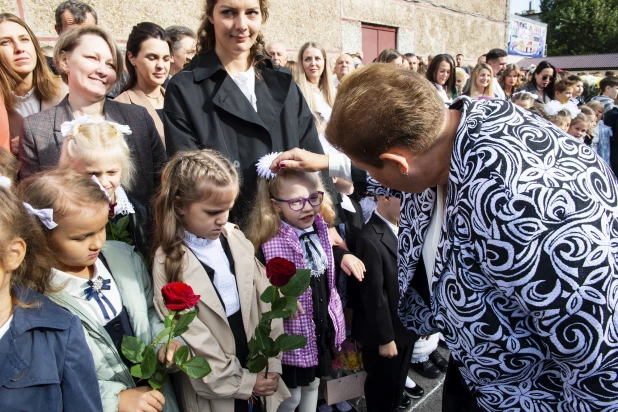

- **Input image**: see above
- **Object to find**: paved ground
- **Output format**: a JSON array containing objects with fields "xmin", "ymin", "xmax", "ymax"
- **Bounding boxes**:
[{"xmin": 343, "ymin": 346, "xmax": 450, "ymax": 412}]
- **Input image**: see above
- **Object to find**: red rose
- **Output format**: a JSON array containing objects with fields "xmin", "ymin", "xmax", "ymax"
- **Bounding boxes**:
[
  {"xmin": 162, "ymin": 282, "xmax": 200, "ymax": 311},
  {"xmin": 266, "ymin": 257, "xmax": 297, "ymax": 287}
]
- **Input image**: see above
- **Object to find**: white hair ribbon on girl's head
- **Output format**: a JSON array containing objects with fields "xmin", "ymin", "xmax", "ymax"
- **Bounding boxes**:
[
  {"xmin": 91, "ymin": 175, "xmax": 111, "ymax": 201},
  {"xmin": 256, "ymin": 152, "xmax": 281, "ymax": 180},
  {"xmin": 545, "ymin": 100, "xmax": 564, "ymax": 116},
  {"xmin": 0, "ymin": 176, "xmax": 11, "ymax": 189},
  {"xmin": 60, "ymin": 115, "xmax": 92, "ymax": 138},
  {"xmin": 60, "ymin": 116, "xmax": 132, "ymax": 138},
  {"xmin": 108, "ymin": 121, "xmax": 132, "ymax": 136},
  {"xmin": 563, "ymin": 101, "xmax": 581, "ymax": 119},
  {"xmin": 22, "ymin": 202, "xmax": 58, "ymax": 230}
]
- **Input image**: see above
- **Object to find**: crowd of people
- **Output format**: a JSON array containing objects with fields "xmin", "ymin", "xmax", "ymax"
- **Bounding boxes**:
[{"xmin": 1, "ymin": 1, "xmax": 618, "ymax": 412}]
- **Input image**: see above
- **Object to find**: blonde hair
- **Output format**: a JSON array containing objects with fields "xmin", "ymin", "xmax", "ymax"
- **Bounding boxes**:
[
  {"xmin": 512, "ymin": 91, "xmax": 536, "ymax": 105},
  {"xmin": 0, "ymin": 186, "xmax": 56, "ymax": 307},
  {"xmin": 0, "ymin": 147, "xmax": 18, "ymax": 184},
  {"xmin": 570, "ymin": 113, "xmax": 590, "ymax": 129},
  {"xmin": 58, "ymin": 121, "xmax": 135, "ymax": 189},
  {"xmin": 586, "ymin": 100, "xmax": 604, "ymax": 113},
  {"xmin": 17, "ymin": 169, "xmax": 110, "ymax": 231},
  {"xmin": 0, "ymin": 14, "xmax": 62, "ymax": 110},
  {"xmin": 296, "ymin": 42, "xmax": 335, "ymax": 134},
  {"xmin": 153, "ymin": 150, "xmax": 239, "ymax": 283},
  {"xmin": 468, "ymin": 63, "xmax": 494, "ymax": 98},
  {"xmin": 245, "ymin": 170, "xmax": 336, "ymax": 250},
  {"xmin": 54, "ymin": 25, "xmax": 123, "ymax": 84}
]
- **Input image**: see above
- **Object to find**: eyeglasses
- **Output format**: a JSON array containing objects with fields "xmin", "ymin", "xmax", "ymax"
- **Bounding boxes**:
[
  {"xmin": 272, "ymin": 192, "xmax": 324, "ymax": 211},
  {"xmin": 541, "ymin": 75, "xmax": 554, "ymax": 81}
]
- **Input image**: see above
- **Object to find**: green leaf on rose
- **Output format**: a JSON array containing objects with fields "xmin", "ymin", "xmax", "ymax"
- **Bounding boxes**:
[
  {"xmin": 173, "ymin": 310, "xmax": 197, "ymax": 337},
  {"xmin": 275, "ymin": 333, "xmax": 307, "ymax": 351},
  {"xmin": 248, "ymin": 337, "xmax": 257, "ymax": 355},
  {"xmin": 246, "ymin": 354, "xmax": 268, "ymax": 373},
  {"xmin": 260, "ymin": 286, "xmax": 277, "ymax": 303},
  {"xmin": 180, "ymin": 356, "xmax": 211, "ymax": 378},
  {"xmin": 130, "ymin": 364, "xmax": 142, "ymax": 378},
  {"xmin": 260, "ymin": 311, "xmax": 272, "ymax": 323},
  {"xmin": 174, "ymin": 345, "xmax": 190, "ymax": 367},
  {"xmin": 255, "ymin": 323, "xmax": 272, "ymax": 350},
  {"xmin": 152, "ymin": 327, "xmax": 173, "ymax": 346},
  {"xmin": 164, "ymin": 312, "xmax": 176, "ymax": 328},
  {"xmin": 121, "ymin": 336, "xmax": 146, "ymax": 364},
  {"xmin": 270, "ymin": 296, "xmax": 298, "ymax": 319},
  {"xmin": 280, "ymin": 269, "xmax": 311, "ymax": 297},
  {"xmin": 140, "ymin": 346, "xmax": 158, "ymax": 379}
]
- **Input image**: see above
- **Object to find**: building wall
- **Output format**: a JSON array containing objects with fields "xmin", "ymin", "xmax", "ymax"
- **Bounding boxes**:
[{"xmin": 2, "ymin": 0, "xmax": 508, "ymax": 66}]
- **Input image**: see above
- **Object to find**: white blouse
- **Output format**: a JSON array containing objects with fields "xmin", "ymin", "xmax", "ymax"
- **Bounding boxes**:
[
  {"xmin": 113, "ymin": 185, "xmax": 135, "ymax": 215},
  {"xmin": 232, "ymin": 66, "xmax": 257, "ymax": 112},
  {"xmin": 0, "ymin": 315, "xmax": 13, "ymax": 341},
  {"xmin": 183, "ymin": 231, "xmax": 240, "ymax": 317},
  {"xmin": 51, "ymin": 259, "xmax": 123, "ymax": 326},
  {"xmin": 12, "ymin": 88, "xmax": 41, "ymax": 118}
]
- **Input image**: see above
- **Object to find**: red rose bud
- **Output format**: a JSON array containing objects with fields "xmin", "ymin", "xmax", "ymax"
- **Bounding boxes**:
[
  {"xmin": 265, "ymin": 257, "xmax": 297, "ymax": 287},
  {"xmin": 162, "ymin": 282, "xmax": 200, "ymax": 311}
]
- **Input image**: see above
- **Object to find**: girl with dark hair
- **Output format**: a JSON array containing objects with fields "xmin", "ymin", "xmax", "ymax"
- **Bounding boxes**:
[
  {"xmin": 426, "ymin": 54, "xmax": 456, "ymax": 104},
  {"xmin": 515, "ymin": 60, "xmax": 556, "ymax": 103},
  {"xmin": 0, "ymin": 13, "xmax": 67, "ymax": 155},
  {"xmin": 498, "ymin": 63, "xmax": 521, "ymax": 100},
  {"xmin": 163, "ymin": 0, "xmax": 329, "ymax": 225},
  {"xmin": 114, "ymin": 22, "xmax": 171, "ymax": 144}
]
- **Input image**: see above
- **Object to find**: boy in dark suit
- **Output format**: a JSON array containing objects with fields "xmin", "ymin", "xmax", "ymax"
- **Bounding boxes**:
[{"xmin": 352, "ymin": 195, "xmax": 422, "ymax": 411}]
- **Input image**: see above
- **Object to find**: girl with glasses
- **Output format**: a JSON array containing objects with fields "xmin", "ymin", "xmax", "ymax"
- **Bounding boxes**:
[
  {"xmin": 516, "ymin": 60, "xmax": 556, "ymax": 104},
  {"xmin": 246, "ymin": 155, "xmax": 365, "ymax": 412}
]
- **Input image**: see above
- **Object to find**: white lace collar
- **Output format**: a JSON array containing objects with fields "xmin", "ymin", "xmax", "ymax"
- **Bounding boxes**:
[
  {"xmin": 113, "ymin": 186, "xmax": 135, "ymax": 215},
  {"xmin": 183, "ymin": 230, "xmax": 217, "ymax": 249}
]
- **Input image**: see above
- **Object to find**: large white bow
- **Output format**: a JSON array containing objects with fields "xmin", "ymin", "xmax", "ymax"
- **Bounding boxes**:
[
  {"xmin": 23, "ymin": 202, "xmax": 58, "ymax": 230},
  {"xmin": 60, "ymin": 115, "xmax": 133, "ymax": 138},
  {"xmin": 0, "ymin": 176, "xmax": 11, "ymax": 189},
  {"xmin": 256, "ymin": 152, "xmax": 281, "ymax": 180}
]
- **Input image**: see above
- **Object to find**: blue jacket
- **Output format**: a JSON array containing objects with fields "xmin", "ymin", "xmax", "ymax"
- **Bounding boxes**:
[{"xmin": 0, "ymin": 286, "xmax": 102, "ymax": 411}]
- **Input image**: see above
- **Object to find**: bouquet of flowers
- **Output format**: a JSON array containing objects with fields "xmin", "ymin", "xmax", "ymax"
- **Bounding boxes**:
[
  {"xmin": 336, "ymin": 339, "xmax": 364, "ymax": 373},
  {"xmin": 121, "ymin": 282, "xmax": 211, "ymax": 389}
]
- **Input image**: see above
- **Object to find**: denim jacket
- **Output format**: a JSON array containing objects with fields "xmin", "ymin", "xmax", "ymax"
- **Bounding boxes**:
[{"xmin": 0, "ymin": 286, "xmax": 102, "ymax": 411}]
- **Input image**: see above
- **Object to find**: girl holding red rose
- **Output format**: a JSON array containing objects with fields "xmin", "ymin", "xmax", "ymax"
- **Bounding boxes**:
[
  {"xmin": 152, "ymin": 150, "xmax": 290, "ymax": 412},
  {"xmin": 17, "ymin": 169, "xmax": 182, "ymax": 412},
  {"xmin": 246, "ymin": 166, "xmax": 365, "ymax": 412}
]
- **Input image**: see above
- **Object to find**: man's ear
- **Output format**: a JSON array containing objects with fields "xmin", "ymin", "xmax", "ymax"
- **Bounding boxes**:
[{"xmin": 379, "ymin": 150, "xmax": 410, "ymax": 175}]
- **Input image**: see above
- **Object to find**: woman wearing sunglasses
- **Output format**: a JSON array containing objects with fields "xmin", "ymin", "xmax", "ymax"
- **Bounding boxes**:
[{"xmin": 516, "ymin": 60, "xmax": 556, "ymax": 104}]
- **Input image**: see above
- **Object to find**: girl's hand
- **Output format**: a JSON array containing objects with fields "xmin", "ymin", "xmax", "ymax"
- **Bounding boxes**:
[
  {"xmin": 158, "ymin": 339, "xmax": 185, "ymax": 365},
  {"xmin": 118, "ymin": 387, "xmax": 165, "ymax": 412},
  {"xmin": 252, "ymin": 372, "xmax": 280, "ymax": 396},
  {"xmin": 341, "ymin": 254, "xmax": 365, "ymax": 281},
  {"xmin": 329, "ymin": 227, "xmax": 347, "ymax": 249},
  {"xmin": 379, "ymin": 341, "xmax": 398, "ymax": 358},
  {"xmin": 290, "ymin": 301, "xmax": 305, "ymax": 320},
  {"xmin": 269, "ymin": 148, "xmax": 329, "ymax": 174}
]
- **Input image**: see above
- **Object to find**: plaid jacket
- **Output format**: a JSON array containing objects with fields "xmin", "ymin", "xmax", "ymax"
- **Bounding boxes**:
[{"xmin": 261, "ymin": 214, "xmax": 345, "ymax": 368}]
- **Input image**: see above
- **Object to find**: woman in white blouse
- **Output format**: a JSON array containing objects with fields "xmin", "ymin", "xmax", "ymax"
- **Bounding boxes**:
[{"xmin": 0, "ymin": 13, "xmax": 67, "ymax": 154}]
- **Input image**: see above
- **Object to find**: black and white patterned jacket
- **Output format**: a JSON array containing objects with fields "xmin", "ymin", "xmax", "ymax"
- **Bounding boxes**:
[{"xmin": 369, "ymin": 97, "xmax": 618, "ymax": 411}]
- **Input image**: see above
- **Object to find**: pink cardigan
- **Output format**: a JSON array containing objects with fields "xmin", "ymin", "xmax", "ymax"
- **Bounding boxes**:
[{"xmin": 261, "ymin": 214, "xmax": 345, "ymax": 368}]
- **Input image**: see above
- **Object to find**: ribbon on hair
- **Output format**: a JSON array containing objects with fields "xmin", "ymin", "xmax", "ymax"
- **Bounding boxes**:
[
  {"xmin": 91, "ymin": 175, "xmax": 111, "ymax": 201},
  {"xmin": 563, "ymin": 101, "xmax": 581, "ymax": 119},
  {"xmin": 256, "ymin": 152, "xmax": 281, "ymax": 180},
  {"xmin": 0, "ymin": 176, "xmax": 11, "ymax": 189},
  {"xmin": 60, "ymin": 116, "xmax": 133, "ymax": 138},
  {"xmin": 60, "ymin": 115, "xmax": 91, "ymax": 138},
  {"xmin": 22, "ymin": 202, "xmax": 58, "ymax": 229},
  {"xmin": 545, "ymin": 100, "xmax": 564, "ymax": 116},
  {"xmin": 84, "ymin": 276, "xmax": 117, "ymax": 320}
]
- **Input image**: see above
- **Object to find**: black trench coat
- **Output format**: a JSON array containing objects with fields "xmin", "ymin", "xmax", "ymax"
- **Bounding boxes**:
[{"xmin": 163, "ymin": 50, "xmax": 329, "ymax": 224}]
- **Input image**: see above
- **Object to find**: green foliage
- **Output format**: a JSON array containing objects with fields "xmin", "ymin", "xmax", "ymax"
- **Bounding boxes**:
[
  {"xmin": 540, "ymin": 0, "xmax": 618, "ymax": 56},
  {"xmin": 275, "ymin": 334, "xmax": 307, "ymax": 352},
  {"xmin": 260, "ymin": 286, "xmax": 277, "ymax": 303},
  {"xmin": 246, "ymin": 354, "xmax": 268, "ymax": 373},
  {"xmin": 180, "ymin": 356, "xmax": 211, "ymax": 379},
  {"xmin": 121, "ymin": 336, "xmax": 146, "ymax": 364},
  {"xmin": 280, "ymin": 269, "xmax": 311, "ymax": 297},
  {"xmin": 173, "ymin": 310, "xmax": 197, "ymax": 337},
  {"xmin": 140, "ymin": 346, "xmax": 158, "ymax": 378}
]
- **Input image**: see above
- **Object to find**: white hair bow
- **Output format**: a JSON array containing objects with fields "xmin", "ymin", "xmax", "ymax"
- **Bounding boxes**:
[
  {"xmin": 563, "ymin": 101, "xmax": 581, "ymax": 119},
  {"xmin": 512, "ymin": 91, "xmax": 538, "ymax": 101},
  {"xmin": 23, "ymin": 202, "xmax": 58, "ymax": 230},
  {"xmin": 60, "ymin": 115, "xmax": 91, "ymax": 138},
  {"xmin": 60, "ymin": 116, "xmax": 133, "ymax": 138},
  {"xmin": 545, "ymin": 100, "xmax": 564, "ymax": 116},
  {"xmin": 0, "ymin": 176, "xmax": 11, "ymax": 189},
  {"xmin": 256, "ymin": 152, "xmax": 281, "ymax": 180},
  {"xmin": 91, "ymin": 175, "xmax": 111, "ymax": 201}
]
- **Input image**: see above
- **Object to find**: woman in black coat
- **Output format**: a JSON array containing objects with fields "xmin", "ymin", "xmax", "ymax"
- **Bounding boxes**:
[{"xmin": 163, "ymin": 0, "xmax": 327, "ymax": 224}]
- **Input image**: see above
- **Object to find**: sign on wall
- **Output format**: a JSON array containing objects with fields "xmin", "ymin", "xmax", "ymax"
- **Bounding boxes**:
[{"xmin": 508, "ymin": 17, "xmax": 547, "ymax": 58}]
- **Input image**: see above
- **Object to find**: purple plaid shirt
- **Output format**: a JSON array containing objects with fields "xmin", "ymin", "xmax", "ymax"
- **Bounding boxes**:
[{"xmin": 261, "ymin": 214, "xmax": 345, "ymax": 368}]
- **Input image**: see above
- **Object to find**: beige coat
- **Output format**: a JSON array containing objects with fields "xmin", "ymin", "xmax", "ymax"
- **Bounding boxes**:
[
  {"xmin": 152, "ymin": 223, "xmax": 290, "ymax": 412},
  {"xmin": 114, "ymin": 86, "xmax": 165, "ymax": 144},
  {"xmin": 8, "ymin": 83, "xmax": 67, "ymax": 155}
]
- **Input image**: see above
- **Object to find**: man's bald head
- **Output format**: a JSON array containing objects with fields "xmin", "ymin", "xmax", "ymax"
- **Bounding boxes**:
[
  {"xmin": 266, "ymin": 42, "xmax": 287, "ymax": 66},
  {"xmin": 334, "ymin": 53, "xmax": 354, "ymax": 80}
]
